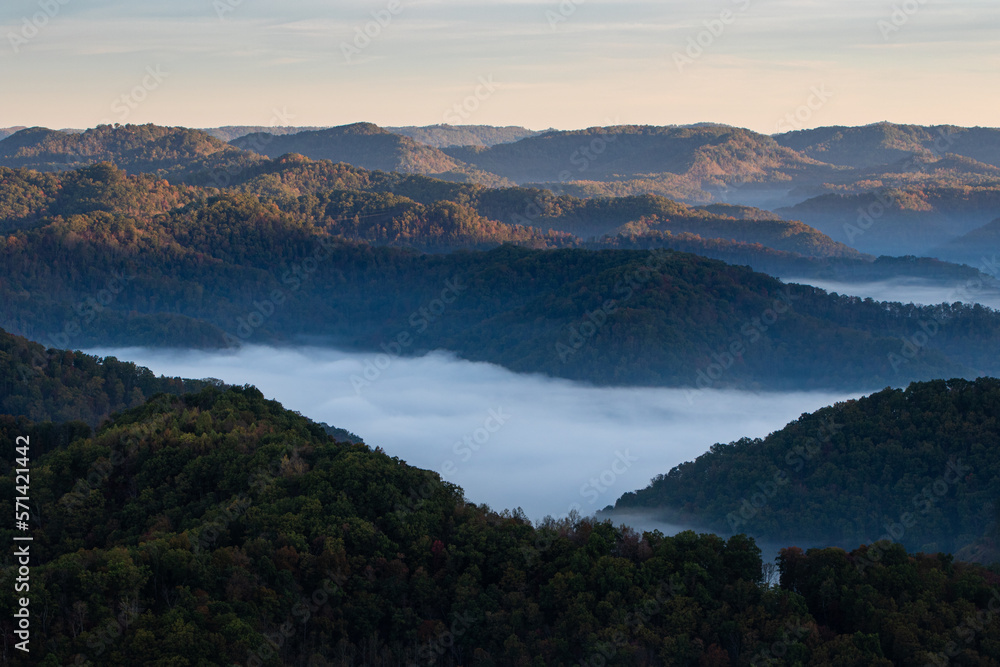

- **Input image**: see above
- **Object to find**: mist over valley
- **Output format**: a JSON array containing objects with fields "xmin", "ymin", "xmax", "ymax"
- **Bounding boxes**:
[{"xmin": 84, "ymin": 344, "xmax": 859, "ymax": 523}]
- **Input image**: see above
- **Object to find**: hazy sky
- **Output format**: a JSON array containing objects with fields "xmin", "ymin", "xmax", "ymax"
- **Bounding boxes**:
[{"xmin": 2, "ymin": 0, "xmax": 998, "ymax": 132}]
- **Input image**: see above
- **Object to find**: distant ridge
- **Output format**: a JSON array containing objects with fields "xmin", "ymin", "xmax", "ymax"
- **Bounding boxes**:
[
  {"xmin": 0, "ymin": 123, "xmax": 261, "ymax": 180},
  {"xmin": 773, "ymin": 121, "xmax": 1000, "ymax": 170},
  {"xmin": 231, "ymin": 122, "xmax": 514, "ymax": 186},
  {"xmin": 201, "ymin": 125, "xmax": 332, "ymax": 142},
  {"xmin": 386, "ymin": 124, "xmax": 543, "ymax": 148}
]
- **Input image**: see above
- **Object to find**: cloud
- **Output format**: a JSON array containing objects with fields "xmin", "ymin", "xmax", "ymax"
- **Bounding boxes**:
[{"xmin": 86, "ymin": 345, "xmax": 859, "ymax": 521}]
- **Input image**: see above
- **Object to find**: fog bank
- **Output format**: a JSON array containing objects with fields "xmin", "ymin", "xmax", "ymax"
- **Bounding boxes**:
[
  {"xmin": 781, "ymin": 276, "xmax": 1000, "ymax": 310},
  {"xmin": 88, "ymin": 345, "xmax": 860, "ymax": 522}
]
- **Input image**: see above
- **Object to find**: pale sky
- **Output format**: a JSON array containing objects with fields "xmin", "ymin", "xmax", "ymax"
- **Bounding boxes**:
[{"xmin": 1, "ymin": 0, "xmax": 998, "ymax": 133}]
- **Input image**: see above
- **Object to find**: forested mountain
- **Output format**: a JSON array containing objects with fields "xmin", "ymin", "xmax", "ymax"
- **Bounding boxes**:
[
  {"xmin": 777, "ymin": 186, "xmax": 1000, "ymax": 257},
  {"xmin": 935, "ymin": 217, "xmax": 1000, "ymax": 267},
  {"xmin": 209, "ymin": 124, "xmax": 541, "ymax": 147},
  {"xmin": 0, "ymin": 326, "xmax": 218, "ymax": 428},
  {"xmin": 611, "ymin": 377, "xmax": 1000, "ymax": 562},
  {"xmin": 0, "ymin": 162, "xmax": 202, "ymax": 234},
  {"xmin": 6, "ymin": 123, "xmax": 999, "ymax": 261},
  {"xmin": 231, "ymin": 123, "xmax": 513, "ymax": 187},
  {"xmin": 3, "ymin": 159, "xmax": 1000, "ymax": 392},
  {"xmin": 593, "ymin": 232, "xmax": 999, "ymax": 287},
  {"xmin": 201, "ymin": 125, "xmax": 331, "ymax": 142},
  {"xmin": 0, "ymin": 127, "xmax": 26, "ymax": 141},
  {"xmin": 610, "ymin": 214, "xmax": 861, "ymax": 258},
  {"xmin": 4, "ymin": 167, "xmax": 1000, "ymax": 389},
  {"xmin": 387, "ymin": 124, "xmax": 542, "ymax": 148},
  {"xmin": 1, "ymin": 383, "xmax": 998, "ymax": 665},
  {"xmin": 773, "ymin": 122, "xmax": 1000, "ymax": 170},
  {"xmin": 206, "ymin": 153, "xmax": 865, "ymax": 257},
  {"xmin": 0, "ymin": 124, "xmax": 263, "ymax": 182},
  {"xmin": 442, "ymin": 125, "xmax": 840, "ymax": 200},
  {"xmin": 0, "ymin": 156, "xmax": 891, "ymax": 260},
  {"xmin": 695, "ymin": 204, "xmax": 786, "ymax": 221},
  {"xmin": 209, "ymin": 153, "xmax": 1000, "ymax": 279}
]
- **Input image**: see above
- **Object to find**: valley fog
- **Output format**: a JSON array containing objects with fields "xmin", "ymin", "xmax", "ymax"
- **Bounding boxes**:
[
  {"xmin": 88, "ymin": 345, "xmax": 860, "ymax": 522},
  {"xmin": 781, "ymin": 276, "xmax": 1000, "ymax": 310}
]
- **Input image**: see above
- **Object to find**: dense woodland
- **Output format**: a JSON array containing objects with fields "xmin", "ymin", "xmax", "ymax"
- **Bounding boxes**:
[
  {"xmin": 3, "ymin": 159, "xmax": 1000, "ymax": 390},
  {"xmin": 0, "ymin": 125, "xmax": 263, "ymax": 182},
  {"xmin": 778, "ymin": 187, "xmax": 1000, "ymax": 257},
  {"xmin": 0, "ymin": 384, "xmax": 998, "ymax": 665},
  {"xmin": 612, "ymin": 377, "xmax": 1000, "ymax": 563},
  {"xmin": 772, "ymin": 123, "xmax": 1000, "ymax": 170},
  {"xmin": 1, "ymin": 123, "xmax": 1000, "ymax": 664},
  {"xmin": 386, "ymin": 125, "xmax": 542, "ymax": 149},
  {"xmin": 6, "ymin": 122, "xmax": 1000, "ymax": 260},
  {"xmin": 0, "ymin": 327, "xmax": 217, "ymax": 428}
]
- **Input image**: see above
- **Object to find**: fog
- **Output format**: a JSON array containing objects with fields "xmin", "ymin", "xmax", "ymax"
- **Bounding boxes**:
[
  {"xmin": 781, "ymin": 276, "xmax": 1000, "ymax": 310},
  {"xmin": 88, "ymin": 345, "xmax": 860, "ymax": 523}
]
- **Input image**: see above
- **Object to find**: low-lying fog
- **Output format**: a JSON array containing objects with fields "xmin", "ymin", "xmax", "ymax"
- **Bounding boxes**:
[
  {"xmin": 89, "ymin": 345, "xmax": 859, "ymax": 523},
  {"xmin": 781, "ymin": 276, "xmax": 1000, "ymax": 310}
]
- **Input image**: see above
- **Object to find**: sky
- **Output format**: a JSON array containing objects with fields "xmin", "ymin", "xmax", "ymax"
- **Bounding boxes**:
[{"xmin": 1, "ymin": 0, "xmax": 998, "ymax": 133}]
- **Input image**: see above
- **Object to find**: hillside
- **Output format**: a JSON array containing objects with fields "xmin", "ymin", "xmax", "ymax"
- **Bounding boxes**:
[
  {"xmin": 1, "ymin": 383, "xmax": 998, "ymax": 665},
  {"xmin": 230, "ymin": 123, "xmax": 513, "ymax": 187},
  {"xmin": 611, "ymin": 213, "xmax": 862, "ymax": 259},
  {"xmin": 0, "ymin": 124, "xmax": 262, "ymax": 181},
  {"xmin": 0, "ymin": 326, "xmax": 218, "ymax": 428},
  {"xmin": 4, "ymin": 162, "xmax": 1000, "ymax": 391},
  {"xmin": 443, "ymin": 124, "xmax": 840, "ymax": 186},
  {"xmin": 592, "ymin": 232, "xmax": 1000, "ymax": 288},
  {"xmin": 611, "ymin": 377, "xmax": 1000, "ymax": 562},
  {"xmin": 5, "ymin": 193, "xmax": 1000, "ymax": 390},
  {"xmin": 777, "ymin": 187, "xmax": 1000, "ymax": 257},
  {"xmin": 935, "ymin": 217, "xmax": 1000, "ymax": 268},
  {"xmin": 774, "ymin": 122, "xmax": 1000, "ymax": 170},
  {"xmin": 212, "ymin": 154, "xmax": 860, "ymax": 257},
  {"xmin": 0, "ymin": 162, "xmax": 203, "ymax": 234},
  {"xmin": 0, "ymin": 127, "xmax": 26, "ymax": 141},
  {"xmin": 386, "ymin": 124, "xmax": 542, "ymax": 148},
  {"xmin": 201, "ymin": 125, "xmax": 331, "ymax": 142}
]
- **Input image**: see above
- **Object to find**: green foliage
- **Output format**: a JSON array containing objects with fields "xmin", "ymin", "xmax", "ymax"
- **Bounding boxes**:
[
  {"xmin": 0, "ymin": 326, "xmax": 217, "ymax": 428},
  {"xmin": 614, "ymin": 377, "xmax": 1000, "ymax": 561},
  {"xmin": 4, "ymin": 163, "xmax": 1000, "ymax": 388},
  {"xmin": 1, "ymin": 385, "xmax": 997, "ymax": 665}
]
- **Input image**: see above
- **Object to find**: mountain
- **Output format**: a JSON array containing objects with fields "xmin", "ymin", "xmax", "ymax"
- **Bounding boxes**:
[
  {"xmin": 200, "ymin": 125, "xmax": 331, "ymax": 142},
  {"xmin": 609, "ymin": 211, "xmax": 862, "ymax": 258},
  {"xmin": 774, "ymin": 122, "xmax": 1000, "ymax": 170},
  {"xmin": 386, "ymin": 124, "xmax": 542, "ymax": 148},
  {"xmin": 0, "ymin": 162, "xmax": 205, "ymax": 234},
  {"xmin": 442, "ymin": 124, "xmax": 835, "ymax": 182},
  {"xmin": 230, "ymin": 122, "xmax": 513, "ymax": 187},
  {"xmin": 4, "ymin": 162, "xmax": 1000, "ymax": 390},
  {"xmin": 0, "ymin": 127, "xmax": 26, "ymax": 141},
  {"xmin": 0, "ymin": 326, "xmax": 219, "ymax": 428},
  {"xmin": 0, "ymin": 124, "xmax": 262, "ymax": 181},
  {"xmin": 208, "ymin": 154, "xmax": 861, "ymax": 258},
  {"xmin": 610, "ymin": 377, "xmax": 1000, "ymax": 562},
  {"xmin": 934, "ymin": 217, "xmax": 1000, "ymax": 268},
  {"xmin": 593, "ymin": 232, "xmax": 1000, "ymax": 290},
  {"xmin": 695, "ymin": 203, "xmax": 786, "ymax": 221},
  {"xmin": 6, "ymin": 175, "xmax": 1000, "ymax": 390},
  {"xmin": 2, "ymin": 382, "xmax": 998, "ymax": 665},
  {"xmin": 776, "ymin": 186, "xmax": 1000, "ymax": 257}
]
